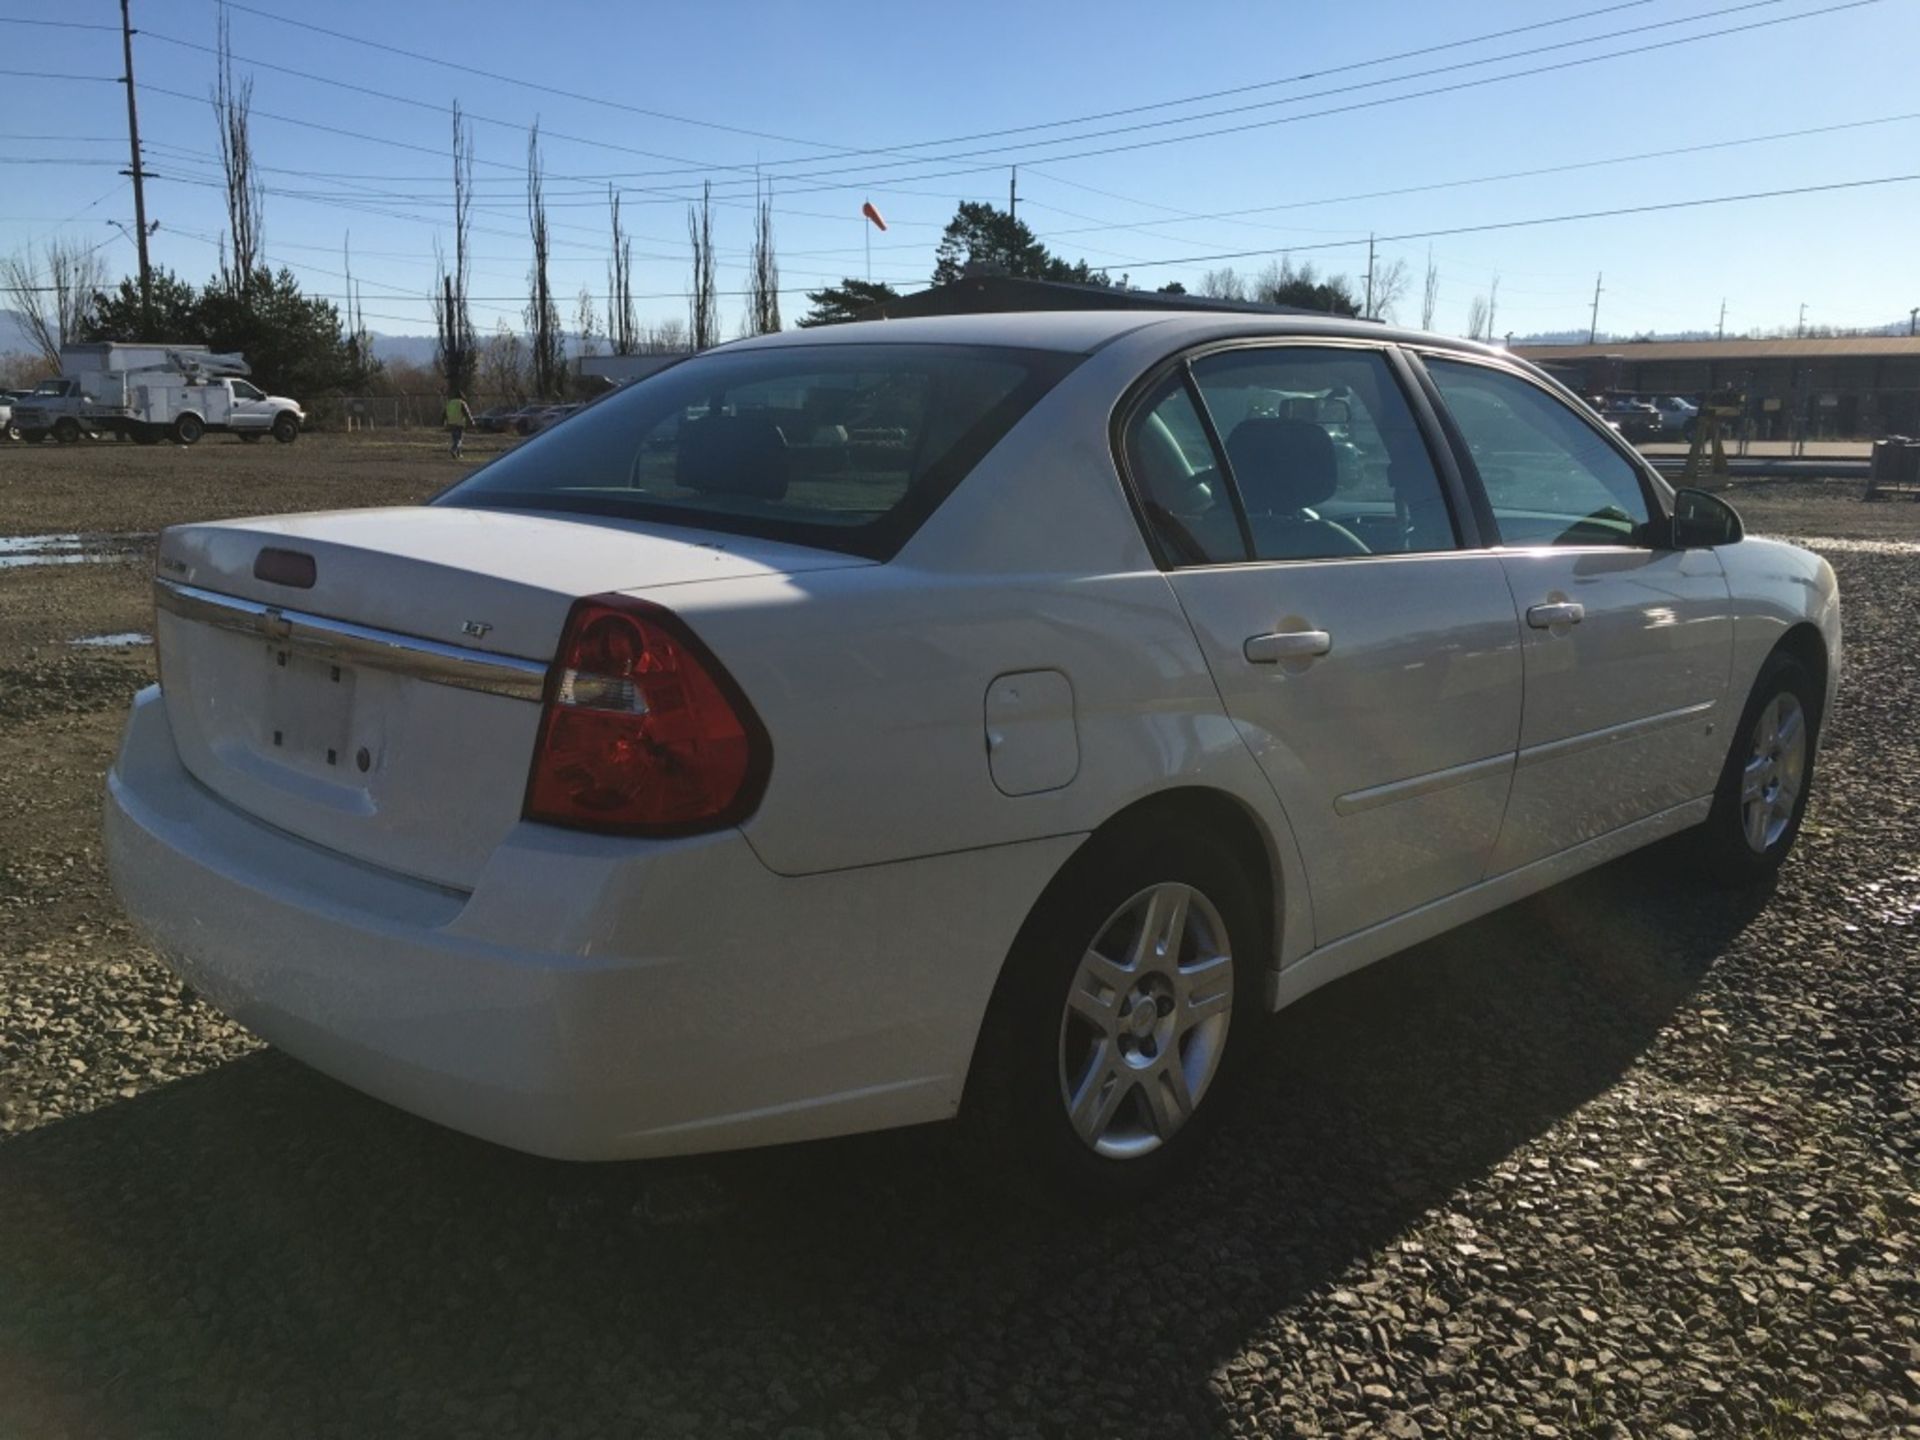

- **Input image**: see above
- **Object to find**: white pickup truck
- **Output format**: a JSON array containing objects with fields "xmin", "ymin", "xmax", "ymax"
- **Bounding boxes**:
[{"xmin": 11, "ymin": 343, "xmax": 305, "ymax": 445}]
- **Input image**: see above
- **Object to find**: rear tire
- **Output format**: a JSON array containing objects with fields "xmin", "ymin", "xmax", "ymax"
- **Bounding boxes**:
[
  {"xmin": 964, "ymin": 823, "xmax": 1267, "ymax": 1204},
  {"xmin": 1690, "ymin": 652, "xmax": 1820, "ymax": 883},
  {"xmin": 52, "ymin": 417, "xmax": 82, "ymax": 444},
  {"xmin": 173, "ymin": 413, "xmax": 204, "ymax": 446},
  {"xmin": 271, "ymin": 411, "xmax": 299, "ymax": 443}
]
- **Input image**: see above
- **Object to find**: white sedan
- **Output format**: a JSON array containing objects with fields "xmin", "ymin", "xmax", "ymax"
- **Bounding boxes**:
[{"xmin": 105, "ymin": 312, "xmax": 1840, "ymax": 1193}]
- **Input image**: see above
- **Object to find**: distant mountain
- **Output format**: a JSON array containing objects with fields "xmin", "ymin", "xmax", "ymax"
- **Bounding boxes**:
[
  {"xmin": 366, "ymin": 330, "xmax": 440, "ymax": 366},
  {"xmin": 0, "ymin": 308, "xmax": 38, "ymax": 359}
]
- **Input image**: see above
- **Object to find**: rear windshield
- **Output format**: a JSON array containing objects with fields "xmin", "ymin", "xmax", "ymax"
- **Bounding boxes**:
[{"xmin": 437, "ymin": 342, "xmax": 1077, "ymax": 558}]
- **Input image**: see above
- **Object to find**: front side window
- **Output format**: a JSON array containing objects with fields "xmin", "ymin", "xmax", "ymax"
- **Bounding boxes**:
[
  {"xmin": 1425, "ymin": 359, "xmax": 1653, "ymax": 547},
  {"xmin": 439, "ymin": 343, "xmax": 1074, "ymax": 558},
  {"xmin": 230, "ymin": 380, "xmax": 264, "ymax": 401},
  {"xmin": 1187, "ymin": 346, "xmax": 1458, "ymax": 562}
]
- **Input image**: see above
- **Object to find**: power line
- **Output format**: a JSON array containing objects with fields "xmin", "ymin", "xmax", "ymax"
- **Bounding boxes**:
[
  {"xmin": 673, "ymin": 0, "xmax": 1880, "ymax": 197},
  {"xmin": 205, "ymin": 0, "xmax": 852, "ymax": 152},
  {"xmin": 1106, "ymin": 172, "xmax": 1920, "ymax": 271},
  {"xmin": 1019, "ymin": 109, "xmax": 1920, "ymax": 244},
  {"xmin": 124, "ymin": 0, "xmax": 1826, "ymax": 199}
]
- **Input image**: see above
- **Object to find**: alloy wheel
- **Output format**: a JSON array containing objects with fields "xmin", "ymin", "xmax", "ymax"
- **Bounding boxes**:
[
  {"xmin": 1057, "ymin": 881, "xmax": 1234, "ymax": 1159},
  {"xmin": 1741, "ymin": 691, "xmax": 1806, "ymax": 853}
]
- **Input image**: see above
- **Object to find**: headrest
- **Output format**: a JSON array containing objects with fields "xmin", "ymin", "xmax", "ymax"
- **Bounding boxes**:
[
  {"xmin": 675, "ymin": 416, "xmax": 789, "ymax": 500},
  {"xmin": 1225, "ymin": 418, "xmax": 1338, "ymax": 512}
]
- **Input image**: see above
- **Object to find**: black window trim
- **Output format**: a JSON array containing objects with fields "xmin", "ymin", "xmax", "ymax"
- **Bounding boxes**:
[
  {"xmin": 1403, "ymin": 347, "xmax": 1680, "ymax": 551},
  {"xmin": 1108, "ymin": 334, "xmax": 1484, "ymax": 572}
]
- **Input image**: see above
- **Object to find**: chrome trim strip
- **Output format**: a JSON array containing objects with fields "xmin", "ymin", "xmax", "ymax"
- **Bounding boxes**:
[
  {"xmin": 153, "ymin": 579, "xmax": 549, "ymax": 703},
  {"xmin": 1515, "ymin": 699, "xmax": 1717, "ymax": 769},
  {"xmin": 1333, "ymin": 751, "xmax": 1512, "ymax": 817}
]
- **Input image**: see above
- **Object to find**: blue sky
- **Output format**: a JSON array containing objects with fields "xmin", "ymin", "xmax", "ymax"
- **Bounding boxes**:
[{"xmin": 3, "ymin": 0, "xmax": 1917, "ymax": 341}]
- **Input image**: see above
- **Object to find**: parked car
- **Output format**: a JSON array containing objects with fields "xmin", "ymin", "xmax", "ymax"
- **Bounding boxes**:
[
  {"xmin": 527, "ymin": 402, "xmax": 583, "ymax": 434},
  {"xmin": 1597, "ymin": 396, "xmax": 1664, "ymax": 442},
  {"xmin": 473, "ymin": 405, "xmax": 518, "ymax": 434},
  {"xmin": 105, "ymin": 312, "xmax": 1840, "ymax": 1196},
  {"xmin": 1647, "ymin": 394, "xmax": 1700, "ymax": 437},
  {"xmin": 0, "ymin": 388, "xmax": 25, "ymax": 442}
]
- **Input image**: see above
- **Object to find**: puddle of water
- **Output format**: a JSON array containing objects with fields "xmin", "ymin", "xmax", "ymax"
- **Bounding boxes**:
[
  {"xmin": 68, "ymin": 632, "xmax": 152, "ymax": 648},
  {"xmin": 0, "ymin": 531, "xmax": 154, "ymax": 571}
]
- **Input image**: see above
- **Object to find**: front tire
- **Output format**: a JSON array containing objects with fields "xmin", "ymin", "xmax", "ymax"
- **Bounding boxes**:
[
  {"xmin": 271, "ymin": 411, "xmax": 299, "ymax": 443},
  {"xmin": 52, "ymin": 417, "xmax": 82, "ymax": 444},
  {"xmin": 1692, "ymin": 653, "xmax": 1819, "ymax": 882},
  {"xmin": 965, "ymin": 823, "xmax": 1266, "ymax": 1202}
]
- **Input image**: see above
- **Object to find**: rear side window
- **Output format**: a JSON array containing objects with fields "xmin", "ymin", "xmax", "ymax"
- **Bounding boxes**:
[
  {"xmin": 439, "ymin": 343, "xmax": 1075, "ymax": 558},
  {"xmin": 1181, "ymin": 346, "xmax": 1458, "ymax": 562},
  {"xmin": 1425, "ymin": 358, "xmax": 1653, "ymax": 547},
  {"xmin": 1123, "ymin": 375, "xmax": 1248, "ymax": 565}
]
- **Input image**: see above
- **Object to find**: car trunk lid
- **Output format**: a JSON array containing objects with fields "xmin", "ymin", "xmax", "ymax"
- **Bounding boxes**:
[{"xmin": 153, "ymin": 506, "xmax": 865, "ymax": 889}]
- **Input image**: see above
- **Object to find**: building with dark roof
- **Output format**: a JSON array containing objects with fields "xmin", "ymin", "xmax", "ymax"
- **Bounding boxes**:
[
  {"xmin": 861, "ymin": 274, "xmax": 1338, "ymax": 321},
  {"xmin": 1513, "ymin": 335, "xmax": 1920, "ymax": 438}
]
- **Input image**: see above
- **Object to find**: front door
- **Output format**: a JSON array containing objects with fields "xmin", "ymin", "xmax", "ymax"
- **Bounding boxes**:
[
  {"xmin": 1123, "ymin": 343, "xmax": 1523, "ymax": 947},
  {"xmin": 1420, "ymin": 356, "xmax": 1734, "ymax": 874}
]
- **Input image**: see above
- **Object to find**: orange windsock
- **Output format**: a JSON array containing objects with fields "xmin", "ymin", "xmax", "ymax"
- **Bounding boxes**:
[{"xmin": 861, "ymin": 201, "xmax": 887, "ymax": 232}]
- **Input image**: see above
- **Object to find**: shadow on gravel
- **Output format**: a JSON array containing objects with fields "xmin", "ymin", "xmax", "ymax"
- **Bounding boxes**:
[{"xmin": 0, "ymin": 847, "xmax": 1775, "ymax": 1439}]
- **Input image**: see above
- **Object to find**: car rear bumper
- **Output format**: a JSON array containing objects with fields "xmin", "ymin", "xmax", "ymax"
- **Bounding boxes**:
[{"xmin": 105, "ymin": 685, "xmax": 1079, "ymax": 1159}]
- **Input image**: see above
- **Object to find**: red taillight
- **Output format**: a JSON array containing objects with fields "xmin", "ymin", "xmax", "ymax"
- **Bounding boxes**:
[{"xmin": 523, "ymin": 594, "xmax": 770, "ymax": 835}]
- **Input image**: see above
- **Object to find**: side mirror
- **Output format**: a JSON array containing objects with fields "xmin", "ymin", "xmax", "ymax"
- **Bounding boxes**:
[{"xmin": 1668, "ymin": 487, "xmax": 1744, "ymax": 548}]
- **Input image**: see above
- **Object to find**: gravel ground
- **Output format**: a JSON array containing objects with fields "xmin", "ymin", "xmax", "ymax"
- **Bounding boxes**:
[{"xmin": 0, "ymin": 442, "xmax": 1915, "ymax": 1439}]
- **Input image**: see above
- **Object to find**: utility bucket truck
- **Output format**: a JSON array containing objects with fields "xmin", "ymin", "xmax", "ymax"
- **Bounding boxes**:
[{"xmin": 12, "ymin": 343, "xmax": 305, "ymax": 445}]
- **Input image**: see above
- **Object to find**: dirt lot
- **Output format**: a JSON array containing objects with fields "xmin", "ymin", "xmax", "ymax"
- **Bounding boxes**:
[{"xmin": 0, "ymin": 435, "xmax": 1915, "ymax": 1439}]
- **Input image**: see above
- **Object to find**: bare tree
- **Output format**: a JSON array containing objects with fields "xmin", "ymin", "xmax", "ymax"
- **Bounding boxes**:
[
  {"xmin": 479, "ymin": 318, "xmax": 525, "ymax": 403},
  {"xmin": 525, "ymin": 121, "xmax": 564, "ymax": 398},
  {"xmin": 212, "ymin": 9, "xmax": 263, "ymax": 293},
  {"xmin": 432, "ymin": 102, "xmax": 477, "ymax": 397},
  {"xmin": 687, "ymin": 181, "xmax": 718, "ymax": 351},
  {"xmin": 746, "ymin": 176, "xmax": 781, "ymax": 336},
  {"xmin": 646, "ymin": 318, "xmax": 688, "ymax": 355},
  {"xmin": 1465, "ymin": 294, "xmax": 1490, "ymax": 342},
  {"xmin": 1, "ymin": 239, "xmax": 106, "ymax": 368},
  {"xmin": 574, "ymin": 286, "xmax": 601, "ymax": 359},
  {"xmin": 1198, "ymin": 266, "xmax": 1247, "ymax": 302},
  {"xmin": 606, "ymin": 186, "xmax": 636, "ymax": 356},
  {"xmin": 1370, "ymin": 258, "xmax": 1410, "ymax": 323},
  {"xmin": 1420, "ymin": 247, "xmax": 1440, "ymax": 330}
]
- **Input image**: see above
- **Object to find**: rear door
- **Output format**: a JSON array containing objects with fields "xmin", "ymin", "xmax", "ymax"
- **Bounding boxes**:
[
  {"xmin": 1124, "ymin": 342, "xmax": 1523, "ymax": 947},
  {"xmin": 1416, "ymin": 354, "xmax": 1733, "ymax": 874}
]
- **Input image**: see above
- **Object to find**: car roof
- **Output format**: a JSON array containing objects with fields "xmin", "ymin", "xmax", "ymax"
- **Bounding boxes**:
[{"xmin": 716, "ymin": 309, "xmax": 1510, "ymax": 359}]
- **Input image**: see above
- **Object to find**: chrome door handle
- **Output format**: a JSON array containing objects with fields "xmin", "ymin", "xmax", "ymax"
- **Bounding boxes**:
[
  {"xmin": 1526, "ymin": 601, "xmax": 1585, "ymax": 629},
  {"xmin": 1244, "ymin": 630, "xmax": 1332, "ymax": 663}
]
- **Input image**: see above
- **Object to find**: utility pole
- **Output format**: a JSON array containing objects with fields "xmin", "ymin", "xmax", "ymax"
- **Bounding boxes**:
[
  {"xmin": 118, "ymin": 0, "xmax": 154, "ymax": 337},
  {"xmin": 1910, "ymin": 306, "xmax": 1917, "ymax": 337},
  {"xmin": 1008, "ymin": 166, "xmax": 1018, "ymax": 223},
  {"xmin": 1796, "ymin": 301, "xmax": 1807, "ymax": 339},
  {"xmin": 1717, "ymin": 298, "xmax": 1726, "ymax": 340},
  {"xmin": 1588, "ymin": 271, "xmax": 1602, "ymax": 345},
  {"xmin": 1363, "ymin": 233, "xmax": 1376, "ymax": 319}
]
